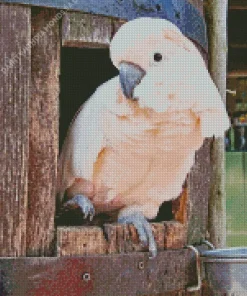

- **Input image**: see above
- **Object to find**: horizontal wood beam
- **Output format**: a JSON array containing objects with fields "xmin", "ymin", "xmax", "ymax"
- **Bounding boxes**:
[
  {"xmin": 229, "ymin": 44, "xmax": 247, "ymax": 49},
  {"xmin": 62, "ymin": 12, "xmax": 112, "ymax": 48},
  {"xmin": 229, "ymin": 5, "xmax": 247, "ymax": 10},
  {"xmin": 228, "ymin": 71, "xmax": 247, "ymax": 78},
  {"xmin": 0, "ymin": 249, "xmax": 198, "ymax": 295},
  {"xmin": 228, "ymin": 0, "xmax": 247, "ymax": 9}
]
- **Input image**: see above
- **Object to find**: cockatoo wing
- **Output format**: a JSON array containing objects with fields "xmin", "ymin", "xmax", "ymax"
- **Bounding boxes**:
[
  {"xmin": 190, "ymin": 65, "xmax": 230, "ymax": 138},
  {"xmin": 57, "ymin": 77, "xmax": 120, "ymax": 198}
]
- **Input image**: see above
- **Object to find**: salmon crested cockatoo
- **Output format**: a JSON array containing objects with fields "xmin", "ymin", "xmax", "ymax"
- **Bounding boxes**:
[{"xmin": 58, "ymin": 17, "xmax": 230, "ymax": 257}]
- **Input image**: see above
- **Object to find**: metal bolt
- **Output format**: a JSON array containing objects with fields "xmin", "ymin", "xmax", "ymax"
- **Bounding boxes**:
[
  {"xmin": 138, "ymin": 261, "xmax": 145, "ymax": 270},
  {"xmin": 82, "ymin": 272, "xmax": 91, "ymax": 282}
]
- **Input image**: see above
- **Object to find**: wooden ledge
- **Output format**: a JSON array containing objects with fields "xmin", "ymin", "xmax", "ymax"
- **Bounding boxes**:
[{"xmin": 57, "ymin": 221, "xmax": 187, "ymax": 256}]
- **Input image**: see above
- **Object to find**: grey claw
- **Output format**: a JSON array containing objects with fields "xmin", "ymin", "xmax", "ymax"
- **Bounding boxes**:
[
  {"xmin": 118, "ymin": 211, "xmax": 157, "ymax": 258},
  {"xmin": 89, "ymin": 209, "xmax": 95, "ymax": 221},
  {"xmin": 149, "ymin": 245, "xmax": 157, "ymax": 259},
  {"xmin": 64, "ymin": 195, "xmax": 95, "ymax": 221}
]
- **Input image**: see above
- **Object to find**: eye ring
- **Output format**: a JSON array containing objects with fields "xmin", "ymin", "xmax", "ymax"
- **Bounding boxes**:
[{"xmin": 154, "ymin": 53, "xmax": 163, "ymax": 62}]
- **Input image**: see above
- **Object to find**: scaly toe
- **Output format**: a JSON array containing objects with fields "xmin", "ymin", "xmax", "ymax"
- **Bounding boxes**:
[
  {"xmin": 64, "ymin": 195, "xmax": 95, "ymax": 221},
  {"xmin": 118, "ymin": 211, "xmax": 157, "ymax": 258}
]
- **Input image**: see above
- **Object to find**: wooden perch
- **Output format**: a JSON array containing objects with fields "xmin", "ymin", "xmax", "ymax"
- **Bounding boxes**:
[{"xmin": 57, "ymin": 221, "xmax": 187, "ymax": 256}]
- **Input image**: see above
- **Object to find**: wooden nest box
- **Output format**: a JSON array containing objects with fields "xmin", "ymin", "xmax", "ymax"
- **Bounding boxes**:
[{"xmin": 0, "ymin": 0, "xmax": 215, "ymax": 295}]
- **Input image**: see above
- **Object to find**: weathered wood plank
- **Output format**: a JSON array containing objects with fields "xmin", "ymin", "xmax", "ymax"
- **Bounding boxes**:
[
  {"xmin": 229, "ymin": 0, "xmax": 247, "ymax": 9},
  {"xmin": 228, "ymin": 70, "xmax": 247, "ymax": 78},
  {"xmin": 104, "ymin": 222, "xmax": 169, "ymax": 254},
  {"xmin": 0, "ymin": 4, "xmax": 31, "ymax": 256},
  {"xmin": 62, "ymin": 12, "xmax": 112, "ymax": 48},
  {"xmin": 57, "ymin": 226, "xmax": 107, "ymax": 256},
  {"xmin": 146, "ymin": 280, "xmax": 213, "ymax": 296},
  {"xmin": 164, "ymin": 222, "xmax": 187, "ymax": 249},
  {"xmin": 104, "ymin": 223, "xmax": 145, "ymax": 254},
  {"xmin": 205, "ymin": 0, "xmax": 228, "ymax": 248},
  {"xmin": 57, "ymin": 222, "xmax": 187, "ymax": 256},
  {"xmin": 0, "ymin": 250, "xmax": 198, "ymax": 295},
  {"xmin": 26, "ymin": 7, "xmax": 60, "ymax": 256},
  {"xmin": 187, "ymin": 139, "xmax": 212, "ymax": 245}
]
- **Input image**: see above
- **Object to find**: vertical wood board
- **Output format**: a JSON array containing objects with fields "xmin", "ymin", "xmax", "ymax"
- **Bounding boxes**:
[
  {"xmin": 206, "ymin": 0, "xmax": 228, "ymax": 248},
  {"xmin": 26, "ymin": 7, "xmax": 60, "ymax": 256},
  {"xmin": 0, "ymin": 4, "xmax": 31, "ymax": 256},
  {"xmin": 187, "ymin": 139, "xmax": 212, "ymax": 244}
]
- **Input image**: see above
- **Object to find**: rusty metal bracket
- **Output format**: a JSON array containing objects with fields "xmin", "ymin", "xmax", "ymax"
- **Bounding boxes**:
[
  {"xmin": 0, "ymin": 0, "xmax": 207, "ymax": 52},
  {"xmin": 0, "ymin": 249, "xmax": 198, "ymax": 296}
]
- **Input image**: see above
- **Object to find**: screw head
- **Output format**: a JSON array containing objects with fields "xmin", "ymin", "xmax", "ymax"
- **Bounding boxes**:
[{"xmin": 82, "ymin": 272, "xmax": 91, "ymax": 282}]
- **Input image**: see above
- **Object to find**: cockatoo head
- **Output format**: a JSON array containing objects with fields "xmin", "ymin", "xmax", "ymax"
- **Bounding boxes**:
[{"xmin": 110, "ymin": 17, "xmax": 206, "ymax": 112}]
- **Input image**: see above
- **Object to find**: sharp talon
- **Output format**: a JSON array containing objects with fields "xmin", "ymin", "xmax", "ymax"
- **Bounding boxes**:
[
  {"xmin": 63, "ymin": 195, "xmax": 95, "ymax": 221},
  {"xmin": 140, "ymin": 241, "xmax": 148, "ymax": 248},
  {"xmin": 149, "ymin": 248, "xmax": 158, "ymax": 259},
  {"xmin": 139, "ymin": 235, "xmax": 148, "ymax": 246},
  {"xmin": 118, "ymin": 211, "xmax": 157, "ymax": 258}
]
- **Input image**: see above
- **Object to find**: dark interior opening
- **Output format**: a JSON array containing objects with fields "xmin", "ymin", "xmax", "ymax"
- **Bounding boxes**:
[
  {"xmin": 57, "ymin": 47, "xmax": 173, "ymax": 226},
  {"xmin": 59, "ymin": 48, "xmax": 119, "ymax": 149}
]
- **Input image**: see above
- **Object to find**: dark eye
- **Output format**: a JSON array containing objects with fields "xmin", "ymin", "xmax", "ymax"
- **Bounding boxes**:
[{"xmin": 154, "ymin": 53, "xmax": 163, "ymax": 62}]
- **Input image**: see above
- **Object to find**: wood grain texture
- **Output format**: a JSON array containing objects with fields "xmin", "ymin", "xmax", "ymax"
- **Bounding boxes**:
[
  {"xmin": 164, "ymin": 222, "xmax": 187, "ymax": 249},
  {"xmin": 57, "ymin": 221, "xmax": 187, "ymax": 256},
  {"xmin": 145, "ymin": 281, "xmax": 213, "ymax": 296},
  {"xmin": 205, "ymin": 0, "xmax": 228, "ymax": 248},
  {"xmin": 0, "ymin": 4, "xmax": 31, "ymax": 256},
  {"xmin": 104, "ymin": 223, "xmax": 168, "ymax": 254},
  {"xmin": 187, "ymin": 139, "xmax": 212, "ymax": 245},
  {"xmin": 26, "ymin": 7, "xmax": 60, "ymax": 256},
  {"xmin": 57, "ymin": 226, "xmax": 107, "ymax": 256},
  {"xmin": 0, "ymin": 250, "xmax": 200, "ymax": 295},
  {"xmin": 62, "ymin": 12, "xmax": 112, "ymax": 48}
]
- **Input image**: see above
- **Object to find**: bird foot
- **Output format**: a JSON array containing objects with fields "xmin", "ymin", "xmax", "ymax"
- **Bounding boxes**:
[
  {"xmin": 118, "ymin": 211, "xmax": 157, "ymax": 258},
  {"xmin": 63, "ymin": 195, "xmax": 95, "ymax": 221}
]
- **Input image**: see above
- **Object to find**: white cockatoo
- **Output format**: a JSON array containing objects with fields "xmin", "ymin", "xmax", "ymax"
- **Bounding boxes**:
[{"xmin": 57, "ymin": 17, "xmax": 230, "ymax": 257}]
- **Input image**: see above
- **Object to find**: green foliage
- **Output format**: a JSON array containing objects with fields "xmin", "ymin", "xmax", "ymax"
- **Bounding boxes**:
[{"xmin": 226, "ymin": 152, "xmax": 247, "ymax": 246}]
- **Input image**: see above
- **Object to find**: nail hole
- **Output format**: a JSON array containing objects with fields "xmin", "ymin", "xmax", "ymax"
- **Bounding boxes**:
[
  {"xmin": 138, "ymin": 261, "xmax": 145, "ymax": 270},
  {"xmin": 82, "ymin": 272, "xmax": 91, "ymax": 282}
]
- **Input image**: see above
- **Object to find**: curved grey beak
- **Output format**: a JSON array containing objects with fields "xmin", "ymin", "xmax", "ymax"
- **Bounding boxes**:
[{"xmin": 119, "ymin": 62, "xmax": 146, "ymax": 99}]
